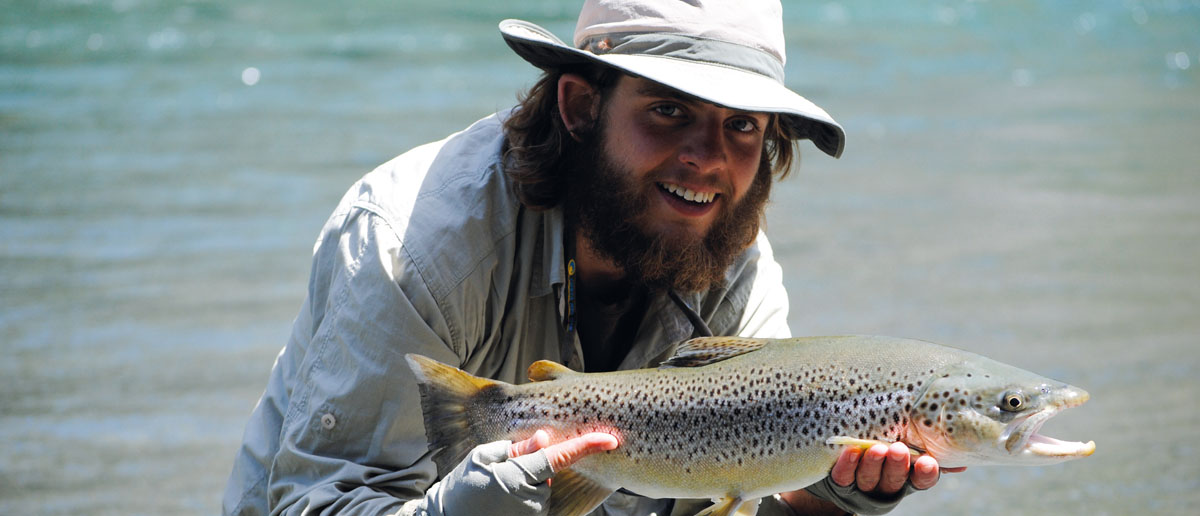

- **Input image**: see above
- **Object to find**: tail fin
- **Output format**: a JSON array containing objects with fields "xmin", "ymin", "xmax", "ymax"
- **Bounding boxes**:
[{"xmin": 405, "ymin": 354, "xmax": 506, "ymax": 475}]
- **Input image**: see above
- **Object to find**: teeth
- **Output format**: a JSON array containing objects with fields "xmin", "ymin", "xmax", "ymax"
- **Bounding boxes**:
[{"xmin": 661, "ymin": 183, "xmax": 716, "ymax": 204}]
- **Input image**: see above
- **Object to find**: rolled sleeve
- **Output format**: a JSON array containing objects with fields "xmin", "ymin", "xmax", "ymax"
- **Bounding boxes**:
[
  {"xmin": 275, "ymin": 207, "xmax": 463, "ymax": 514},
  {"xmin": 227, "ymin": 206, "xmax": 464, "ymax": 515},
  {"xmin": 224, "ymin": 112, "xmax": 540, "ymax": 516}
]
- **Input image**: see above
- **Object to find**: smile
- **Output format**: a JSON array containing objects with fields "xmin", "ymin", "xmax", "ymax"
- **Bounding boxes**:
[{"xmin": 658, "ymin": 182, "xmax": 717, "ymax": 204}]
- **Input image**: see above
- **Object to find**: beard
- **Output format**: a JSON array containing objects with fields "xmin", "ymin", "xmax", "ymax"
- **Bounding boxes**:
[{"xmin": 562, "ymin": 126, "xmax": 774, "ymax": 294}]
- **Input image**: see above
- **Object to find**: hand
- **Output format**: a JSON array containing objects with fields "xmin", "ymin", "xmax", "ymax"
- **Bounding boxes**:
[
  {"xmin": 509, "ymin": 429, "xmax": 620, "ymax": 477},
  {"xmin": 830, "ymin": 442, "xmax": 966, "ymax": 494},
  {"xmin": 416, "ymin": 430, "xmax": 619, "ymax": 516}
]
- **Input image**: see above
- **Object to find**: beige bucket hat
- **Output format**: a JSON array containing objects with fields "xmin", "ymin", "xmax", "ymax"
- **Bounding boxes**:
[{"xmin": 500, "ymin": 0, "xmax": 845, "ymax": 158}]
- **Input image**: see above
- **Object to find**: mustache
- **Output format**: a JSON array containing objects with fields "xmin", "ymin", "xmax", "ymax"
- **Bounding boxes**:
[{"xmin": 562, "ymin": 131, "xmax": 773, "ymax": 293}]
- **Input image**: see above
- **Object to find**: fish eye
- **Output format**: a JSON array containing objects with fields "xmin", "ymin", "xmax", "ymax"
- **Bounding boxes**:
[{"xmin": 1001, "ymin": 392, "xmax": 1025, "ymax": 412}]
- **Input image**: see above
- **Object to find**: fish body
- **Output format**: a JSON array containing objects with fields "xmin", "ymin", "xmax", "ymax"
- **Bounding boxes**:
[{"xmin": 406, "ymin": 335, "xmax": 1094, "ymax": 516}]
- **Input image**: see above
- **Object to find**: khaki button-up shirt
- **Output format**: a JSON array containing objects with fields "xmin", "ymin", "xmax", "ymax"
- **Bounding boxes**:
[{"xmin": 222, "ymin": 112, "xmax": 793, "ymax": 516}]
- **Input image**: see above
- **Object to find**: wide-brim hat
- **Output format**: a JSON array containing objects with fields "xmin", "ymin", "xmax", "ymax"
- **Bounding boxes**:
[{"xmin": 499, "ymin": 0, "xmax": 845, "ymax": 158}]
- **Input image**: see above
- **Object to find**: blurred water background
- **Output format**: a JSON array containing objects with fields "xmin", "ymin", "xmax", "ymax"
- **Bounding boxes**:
[{"xmin": 2, "ymin": 0, "xmax": 1198, "ymax": 514}]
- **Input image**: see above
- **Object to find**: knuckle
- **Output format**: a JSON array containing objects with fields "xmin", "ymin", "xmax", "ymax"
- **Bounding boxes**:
[{"xmin": 857, "ymin": 474, "xmax": 879, "ymax": 490}]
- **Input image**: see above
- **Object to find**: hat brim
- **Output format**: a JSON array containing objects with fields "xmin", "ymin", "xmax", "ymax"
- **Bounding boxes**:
[{"xmin": 499, "ymin": 19, "xmax": 845, "ymax": 158}]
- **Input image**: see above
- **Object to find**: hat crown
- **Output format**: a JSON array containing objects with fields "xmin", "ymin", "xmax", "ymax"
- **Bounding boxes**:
[{"xmin": 574, "ymin": 0, "xmax": 786, "ymax": 66}]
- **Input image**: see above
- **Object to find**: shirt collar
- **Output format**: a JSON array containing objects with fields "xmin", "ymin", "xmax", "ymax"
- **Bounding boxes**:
[{"xmin": 531, "ymin": 205, "xmax": 566, "ymax": 299}]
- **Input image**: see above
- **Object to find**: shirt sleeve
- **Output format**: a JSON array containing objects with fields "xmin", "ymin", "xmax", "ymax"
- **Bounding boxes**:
[
  {"xmin": 734, "ymin": 231, "xmax": 792, "ymax": 339},
  {"xmin": 264, "ymin": 207, "xmax": 463, "ymax": 515}
]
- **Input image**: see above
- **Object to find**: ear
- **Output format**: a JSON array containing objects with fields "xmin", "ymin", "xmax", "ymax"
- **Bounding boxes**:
[{"xmin": 557, "ymin": 73, "xmax": 599, "ymax": 142}]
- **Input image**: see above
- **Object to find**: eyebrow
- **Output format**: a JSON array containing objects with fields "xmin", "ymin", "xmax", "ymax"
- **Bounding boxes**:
[
  {"xmin": 635, "ymin": 81, "xmax": 707, "ymax": 106},
  {"xmin": 634, "ymin": 79, "xmax": 768, "ymax": 120}
]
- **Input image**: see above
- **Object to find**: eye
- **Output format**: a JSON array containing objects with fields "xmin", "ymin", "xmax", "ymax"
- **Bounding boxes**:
[
  {"xmin": 728, "ymin": 117, "xmax": 759, "ymax": 133},
  {"xmin": 1001, "ymin": 391, "xmax": 1025, "ymax": 412},
  {"xmin": 652, "ymin": 104, "xmax": 683, "ymax": 118}
]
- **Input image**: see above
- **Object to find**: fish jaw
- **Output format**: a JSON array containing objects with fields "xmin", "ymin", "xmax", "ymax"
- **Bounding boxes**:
[
  {"xmin": 908, "ymin": 365, "xmax": 1096, "ymax": 468},
  {"xmin": 1001, "ymin": 387, "xmax": 1096, "ymax": 464}
]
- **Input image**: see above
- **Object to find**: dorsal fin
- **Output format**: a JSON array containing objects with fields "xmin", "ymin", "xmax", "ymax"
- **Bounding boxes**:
[
  {"xmin": 528, "ymin": 360, "xmax": 577, "ymax": 382},
  {"xmin": 660, "ymin": 337, "xmax": 770, "ymax": 368}
]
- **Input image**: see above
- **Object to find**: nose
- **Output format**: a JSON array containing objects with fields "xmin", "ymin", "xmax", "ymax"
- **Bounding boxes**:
[{"xmin": 677, "ymin": 118, "xmax": 727, "ymax": 174}]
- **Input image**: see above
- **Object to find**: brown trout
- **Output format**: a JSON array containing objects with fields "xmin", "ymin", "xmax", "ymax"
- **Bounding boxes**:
[{"xmin": 406, "ymin": 335, "xmax": 1095, "ymax": 516}]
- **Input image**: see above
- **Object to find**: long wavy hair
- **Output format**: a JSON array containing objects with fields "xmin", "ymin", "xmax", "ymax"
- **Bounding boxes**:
[{"xmin": 501, "ymin": 65, "xmax": 802, "ymax": 211}]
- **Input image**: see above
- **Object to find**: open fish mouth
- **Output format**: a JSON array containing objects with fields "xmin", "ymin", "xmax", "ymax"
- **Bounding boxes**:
[
  {"xmin": 1026, "ymin": 432, "xmax": 1096, "ymax": 458},
  {"xmin": 1004, "ymin": 391, "xmax": 1096, "ymax": 459}
]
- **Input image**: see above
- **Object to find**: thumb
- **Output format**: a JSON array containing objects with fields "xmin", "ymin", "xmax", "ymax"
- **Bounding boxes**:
[{"xmin": 542, "ymin": 432, "xmax": 620, "ymax": 472}]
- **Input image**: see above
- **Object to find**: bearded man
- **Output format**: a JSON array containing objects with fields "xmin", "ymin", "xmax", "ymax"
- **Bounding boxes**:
[{"xmin": 223, "ymin": 1, "xmax": 951, "ymax": 515}]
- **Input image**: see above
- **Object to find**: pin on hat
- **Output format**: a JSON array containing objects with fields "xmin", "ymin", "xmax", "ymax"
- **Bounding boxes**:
[{"xmin": 499, "ymin": 0, "xmax": 845, "ymax": 158}]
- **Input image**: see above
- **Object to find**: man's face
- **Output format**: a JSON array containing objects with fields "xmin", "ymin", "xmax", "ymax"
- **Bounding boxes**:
[{"xmin": 565, "ymin": 75, "xmax": 775, "ymax": 293}]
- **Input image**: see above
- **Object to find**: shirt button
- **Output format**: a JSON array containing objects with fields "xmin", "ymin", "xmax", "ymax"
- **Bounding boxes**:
[{"xmin": 320, "ymin": 413, "xmax": 336, "ymax": 430}]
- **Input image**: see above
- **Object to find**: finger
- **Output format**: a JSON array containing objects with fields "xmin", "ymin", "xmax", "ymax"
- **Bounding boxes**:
[
  {"xmin": 830, "ymin": 447, "xmax": 862, "ymax": 487},
  {"xmin": 542, "ymin": 432, "xmax": 619, "ymax": 472},
  {"xmin": 910, "ymin": 455, "xmax": 940, "ymax": 490},
  {"xmin": 854, "ymin": 444, "xmax": 889, "ymax": 492},
  {"xmin": 876, "ymin": 442, "xmax": 912, "ymax": 494},
  {"xmin": 509, "ymin": 429, "xmax": 551, "ymax": 459}
]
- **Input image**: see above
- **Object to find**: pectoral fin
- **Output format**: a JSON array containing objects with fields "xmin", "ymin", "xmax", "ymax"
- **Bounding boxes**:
[
  {"xmin": 694, "ymin": 497, "xmax": 759, "ymax": 516},
  {"xmin": 826, "ymin": 436, "xmax": 924, "ymax": 458},
  {"xmin": 547, "ymin": 469, "xmax": 617, "ymax": 516}
]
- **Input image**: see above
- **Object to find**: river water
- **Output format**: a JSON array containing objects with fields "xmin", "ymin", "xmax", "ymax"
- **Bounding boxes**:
[{"xmin": 2, "ymin": 1, "xmax": 1198, "ymax": 514}]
